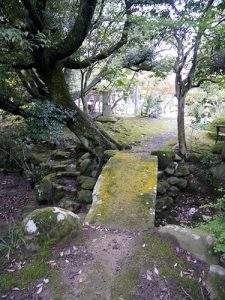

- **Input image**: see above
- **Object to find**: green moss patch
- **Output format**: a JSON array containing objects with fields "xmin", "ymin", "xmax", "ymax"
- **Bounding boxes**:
[
  {"xmin": 0, "ymin": 258, "xmax": 49, "ymax": 290},
  {"xmin": 111, "ymin": 233, "xmax": 205, "ymax": 300},
  {"xmin": 97, "ymin": 117, "xmax": 177, "ymax": 147}
]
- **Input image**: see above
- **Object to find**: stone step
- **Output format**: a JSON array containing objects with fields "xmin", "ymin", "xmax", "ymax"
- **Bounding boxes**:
[
  {"xmin": 52, "ymin": 182, "xmax": 77, "ymax": 193},
  {"xmin": 56, "ymin": 171, "xmax": 80, "ymax": 177},
  {"xmin": 86, "ymin": 152, "xmax": 157, "ymax": 231}
]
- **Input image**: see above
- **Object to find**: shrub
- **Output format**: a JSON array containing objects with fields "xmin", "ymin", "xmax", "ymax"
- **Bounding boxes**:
[
  {"xmin": 198, "ymin": 192, "xmax": 225, "ymax": 255},
  {"xmin": 0, "ymin": 220, "xmax": 26, "ymax": 260}
]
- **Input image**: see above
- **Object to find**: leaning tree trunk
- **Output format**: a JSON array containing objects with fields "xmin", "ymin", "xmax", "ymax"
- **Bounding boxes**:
[
  {"xmin": 177, "ymin": 95, "xmax": 187, "ymax": 156},
  {"xmin": 37, "ymin": 62, "xmax": 121, "ymax": 158}
]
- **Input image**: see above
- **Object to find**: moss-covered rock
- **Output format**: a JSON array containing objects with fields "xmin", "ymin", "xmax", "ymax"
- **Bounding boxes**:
[
  {"xmin": 167, "ymin": 176, "xmax": 180, "ymax": 185},
  {"xmin": 159, "ymin": 225, "xmax": 218, "ymax": 265},
  {"xmin": 78, "ymin": 189, "xmax": 93, "ymax": 203},
  {"xmin": 167, "ymin": 186, "xmax": 180, "ymax": 197},
  {"xmin": 80, "ymin": 159, "xmax": 92, "ymax": 174},
  {"xmin": 156, "ymin": 196, "xmax": 174, "ymax": 210},
  {"xmin": 80, "ymin": 152, "xmax": 91, "ymax": 160},
  {"xmin": 175, "ymin": 163, "xmax": 190, "ymax": 177},
  {"xmin": 81, "ymin": 177, "xmax": 96, "ymax": 190},
  {"xmin": 23, "ymin": 207, "xmax": 81, "ymax": 247},
  {"xmin": 210, "ymin": 163, "xmax": 225, "ymax": 188},
  {"xmin": 177, "ymin": 178, "xmax": 188, "ymax": 190},
  {"xmin": 157, "ymin": 181, "xmax": 169, "ymax": 195},
  {"xmin": 151, "ymin": 150, "xmax": 175, "ymax": 170},
  {"xmin": 58, "ymin": 197, "xmax": 81, "ymax": 212},
  {"xmin": 207, "ymin": 265, "xmax": 225, "ymax": 300},
  {"xmin": 35, "ymin": 174, "xmax": 56, "ymax": 204},
  {"xmin": 51, "ymin": 150, "xmax": 71, "ymax": 160}
]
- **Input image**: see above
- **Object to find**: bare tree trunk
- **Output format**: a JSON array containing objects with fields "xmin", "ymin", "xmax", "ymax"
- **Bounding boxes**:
[{"xmin": 177, "ymin": 95, "xmax": 187, "ymax": 156}]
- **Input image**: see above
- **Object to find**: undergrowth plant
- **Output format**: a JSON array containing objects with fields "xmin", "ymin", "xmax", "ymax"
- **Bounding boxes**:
[
  {"xmin": 198, "ymin": 191, "xmax": 225, "ymax": 255},
  {"xmin": 0, "ymin": 220, "xmax": 27, "ymax": 261}
]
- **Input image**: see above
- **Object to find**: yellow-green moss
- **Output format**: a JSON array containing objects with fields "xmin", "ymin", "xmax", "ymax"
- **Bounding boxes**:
[{"xmin": 86, "ymin": 152, "xmax": 157, "ymax": 230}]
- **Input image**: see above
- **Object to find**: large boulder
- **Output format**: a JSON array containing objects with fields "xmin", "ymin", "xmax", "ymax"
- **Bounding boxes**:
[
  {"xmin": 210, "ymin": 163, "xmax": 225, "ymax": 188},
  {"xmin": 207, "ymin": 265, "xmax": 225, "ymax": 300},
  {"xmin": 159, "ymin": 225, "xmax": 218, "ymax": 265},
  {"xmin": 151, "ymin": 150, "xmax": 175, "ymax": 170},
  {"xmin": 23, "ymin": 207, "xmax": 81, "ymax": 248}
]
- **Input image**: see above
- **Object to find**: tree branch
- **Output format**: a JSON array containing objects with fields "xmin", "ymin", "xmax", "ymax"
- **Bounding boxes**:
[
  {"xmin": 50, "ymin": 0, "xmax": 98, "ymax": 61},
  {"xmin": 191, "ymin": 78, "xmax": 218, "ymax": 88},
  {"xmin": 63, "ymin": 0, "xmax": 132, "ymax": 69},
  {"xmin": 21, "ymin": 0, "xmax": 44, "ymax": 30}
]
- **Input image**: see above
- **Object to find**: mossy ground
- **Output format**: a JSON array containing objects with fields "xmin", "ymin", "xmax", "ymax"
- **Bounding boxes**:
[
  {"xmin": 111, "ymin": 232, "xmax": 206, "ymax": 300},
  {"xmin": 97, "ymin": 116, "xmax": 177, "ymax": 147},
  {"xmin": 0, "ymin": 246, "xmax": 51, "ymax": 291},
  {"xmin": 87, "ymin": 152, "xmax": 157, "ymax": 230}
]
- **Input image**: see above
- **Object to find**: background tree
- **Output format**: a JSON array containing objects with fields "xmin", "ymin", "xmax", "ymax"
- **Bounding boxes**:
[{"xmin": 123, "ymin": 0, "xmax": 224, "ymax": 156}]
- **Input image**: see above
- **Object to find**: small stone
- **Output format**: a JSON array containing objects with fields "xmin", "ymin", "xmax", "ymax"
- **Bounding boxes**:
[
  {"xmin": 167, "ymin": 176, "xmax": 180, "ymax": 185},
  {"xmin": 81, "ymin": 177, "xmax": 96, "ymax": 190},
  {"xmin": 80, "ymin": 153, "xmax": 91, "ymax": 160},
  {"xmin": 175, "ymin": 164, "xmax": 190, "ymax": 177},
  {"xmin": 209, "ymin": 265, "xmax": 225, "ymax": 277},
  {"xmin": 188, "ymin": 207, "xmax": 198, "ymax": 216},
  {"xmin": 157, "ymin": 181, "xmax": 169, "ymax": 195},
  {"xmin": 156, "ymin": 197, "xmax": 173, "ymax": 210},
  {"xmin": 51, "ymin": 150, "xmax": 71, "ymax": 160},
  {"xmin": 174, "ymin": 154, "xmax": 182, "ymax": 161},
  {"xmin": 58, "ymin": 197, "xmax": 81, "ymax": 212},
  {"xmin": 78, "ymin": 189, "xmax": 92, "ymax": 204},
  {"xmin": 80, "ymin": 159, "xmax": 92, "ymax": 174},
  {"xmin": 168, "ymin": 186, "xmax": 180, "ymax": 197},
  {"xmin": 177, "ymin": 178, "xmax": 188, "ymax": 190},
  {"xmin": 202, "ymin": 215, "xmax": 212, "ymax": 222},
  {"xmin": 165, "ymin": 167, "xmax": 175, "ymax": 175},
  {"xmin": 157, "ymin": 171, "xmax": 164, "ymax": 179}
]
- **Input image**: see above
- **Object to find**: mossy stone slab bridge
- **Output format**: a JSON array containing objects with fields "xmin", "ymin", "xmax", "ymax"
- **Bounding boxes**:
[{"xmin": 86, "ymin": 152, "xmax": 158, "ymax": 230}]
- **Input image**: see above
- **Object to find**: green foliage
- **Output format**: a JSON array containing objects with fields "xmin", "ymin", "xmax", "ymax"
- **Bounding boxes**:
[
  {"xmin": 24, "ymin": 100, "xmax": 76, "ymax": 142},
  {"xmin": 199, "ymin": 193, "xmax": 225, "ymax": 254},
  {"xmin": 0, "ymin": 221, "xmax": 26, "ymax": 261},
  {"xmin": 0, "ymin": 123, "xmax": 30, "ymax": 169},
  {"xmin": 199, "ymin": 153, "xmax": 218, "ymax": 167},
  {"xmin": 141, "ymin": 94, "xmax": 162, "ymax": 117}
]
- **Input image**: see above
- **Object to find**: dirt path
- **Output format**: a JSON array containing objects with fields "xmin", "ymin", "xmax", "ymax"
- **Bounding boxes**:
[{"xmin": 130, "ymin": 132, "xmax": 177, "ymax": 154}]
